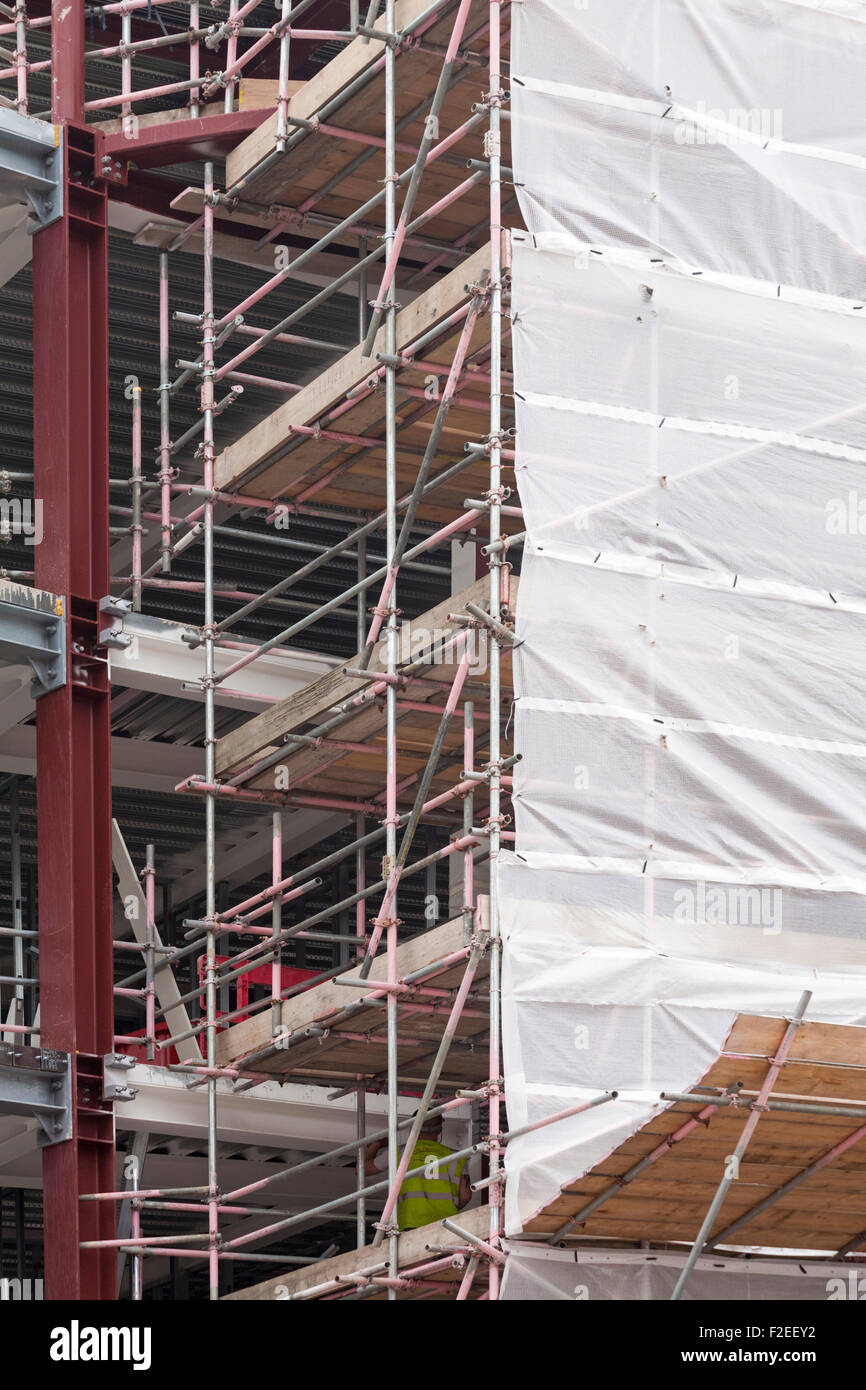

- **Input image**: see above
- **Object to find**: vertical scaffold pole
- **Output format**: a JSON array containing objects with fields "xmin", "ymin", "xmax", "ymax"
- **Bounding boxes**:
[
  {"xmin": 158, "ymin": 252, "xmax": 173, "ymax": 573},
  {"xmin": 383, "ymin": 0, "xmax": 400, "ymax": 1300},
  {"xmin": 271, "ymin": 810, "xmax": 282, "ymax": 1037},
  {"xmin": 14, "ymin": 1, "xmax": 27, "ymax": 114},
  {"xmin": 9, "ymin": 779, "xmax": 24, "ymax": 1033},
  {"xmin": 356, "ymin": 232, "xmax": 370, "ymax": 1271},
  {"xmin": 143, "ymin": 844, "xmax": 156, "ymax": 1061},
  {"xmin": 355, "ymin": 799, "xmax": 366, "ymax": 1246},
  {"xmin": 189, "ymin": 0, "xmax": 200, "ymax": 117},
  {"xmin": 276, "ymin": 0, "xmax": 292, "ymax": 147},
  {"xmin": 224, "ymin": 0, "xmax": 239, "ymax": 115},
  {"xmin": 129, "ymin": 375, "xmax": 143, "ymax": 611},
  {"xmin": 201, "ymin": 159, "xmax": 220, "ymax": 1300},
  {"xmin": 486, "ymin": 0, "xmax": 505, "ymax": 1299}
]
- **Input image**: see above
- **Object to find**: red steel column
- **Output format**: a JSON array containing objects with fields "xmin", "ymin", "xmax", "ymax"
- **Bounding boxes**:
[{"xmin": 34, "ymin": 0, "xmax": 116, "ymax": 1300}]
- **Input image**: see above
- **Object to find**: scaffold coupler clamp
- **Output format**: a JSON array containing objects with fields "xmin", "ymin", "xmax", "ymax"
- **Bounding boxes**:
[
  {"xmin": 373, "ymin": 1220, "xmax": 400, "ymax": 1238},
  {"xmin": 469, "ymin": 921, "xmax": 491, "ymax": 954},
  {"xmin": 466, "ymin": 276, "xmax": 493, "ymax": 307}
]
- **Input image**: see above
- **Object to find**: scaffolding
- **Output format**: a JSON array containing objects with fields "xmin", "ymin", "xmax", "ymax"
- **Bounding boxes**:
[
  {"xmin": 0, "ymin": 0, "xmax": 528, "ymax": 1301},
  {"xmin": 7, "ymin": 0, "xmax": 866, "ymax": 1308}
]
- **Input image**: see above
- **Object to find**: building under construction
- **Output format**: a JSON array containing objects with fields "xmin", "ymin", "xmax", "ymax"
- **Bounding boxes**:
[{"xmin": 2, "ymin": 0, "xmax": 866, "ymax": 1307}]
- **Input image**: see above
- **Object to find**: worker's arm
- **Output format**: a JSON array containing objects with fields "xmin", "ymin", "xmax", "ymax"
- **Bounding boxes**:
[
  {"xmin": 364, "ymin": 1137, "xmax": 385, "ymax": 1176},
  {"xmin": 457, "ymin": 1171, "xmax": 472, "ymax": 1210}
]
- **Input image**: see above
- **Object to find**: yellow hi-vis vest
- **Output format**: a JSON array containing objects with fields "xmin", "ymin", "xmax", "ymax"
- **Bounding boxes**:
[{"xmin": 397, "ymin": 1138, "xmax": 466, "ymax": 1231}]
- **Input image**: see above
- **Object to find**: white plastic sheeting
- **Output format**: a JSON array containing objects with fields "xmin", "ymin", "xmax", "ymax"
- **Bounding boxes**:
[
  {"xmin": 512, "ymin": 0, "xmax": 866, "ymax": 297},
  {"xmin": 500, "ymin": 1245, "xmax": 860, "ymax": 1302},
  {"xmin": 502, "ymin": 0, "xmax": 866, "ymax": 1249}
]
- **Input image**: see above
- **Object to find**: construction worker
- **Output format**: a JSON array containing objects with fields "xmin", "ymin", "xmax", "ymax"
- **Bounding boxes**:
[{"xmin": 365, "ymin": 1112, "xmax": 472, "ymax": 1230}]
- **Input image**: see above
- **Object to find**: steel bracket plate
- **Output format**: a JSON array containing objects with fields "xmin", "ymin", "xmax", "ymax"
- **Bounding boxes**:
[
  {"xmin": 0, "ymin": 579, "xmax": 66, "ymax": 697},
  {"xmin": 0, "ymin": 109, "xmax": 63, "ymax": 231},
  {"xmin": 103, "ymin": 1052, "xmax": 139, "ymax": 1103},
  {"xmin": 0, "ymin": 1041, "xmax": 72, "ymax": 1146}
]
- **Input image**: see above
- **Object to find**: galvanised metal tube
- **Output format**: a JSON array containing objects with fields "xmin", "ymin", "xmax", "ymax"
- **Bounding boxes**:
[
  {"xmin": 222, "ymin": 1137, "xmax": 488, "ymax": 1250},
  {"xmin": 84, "ymin": 75, "xmax": 207, "ymax": 111},
  {"xmin": 14, "ymin": 0, "xmax": 26, "ymax": 114},
  {"xmin": 373, "ymin": 939, "xmax": 486, "ymax": 1240},
  {"xmin": 387, "ymin": 89, "xmax": 421, "ymax": 1283},
  {"xmin": 173, "ymin": 315, "xmax": 351, "ymax": 357},
  {"xmin": 191, "ymin": 842, "xmax": 487, "ymax": 1056},
  {"xmin": 158, "ymin": 253, "xmax": 172, "ymax": 574},
  {"xmin": 463, "ymin": 700, "xmax": 475, "ymax": 932},
  {"xmin": 455, "ymin": 1254, "xmax": 481, "ymax": 1300},
  {"xmin": 356, "ymin": 1083, "xmax": 366, "ymax": 1248},
  {"xmin": 670, "ymin": 990, "xmax": 812, "ymax": 1301},
  {"xmin": 80, "ymin": 1184, "xmax": 211, "ymax": 1202},
  {"xmin": 120, "ymin": 4, "xmax": 131, "ymax": 125},
  {"xmin": 211, "ymin": 455, "xmax": 485, "ymax": 638},
  {"xmin": 132, "ymin": 805, "xmax": 447, "ymax": 996},
  {"xmin": 223, "ymin": 0, "xmax": 239, "ymax": 114},
  {"xmin": 287, "ymin": 69, "xmax": 480, "ymax": 242},
  {"xmin": 211, "ymin": 508, "xmax": 482, "ymax": 685},
  {"xmin": 129, "ymin": 1160, "xmax": 142, "ymax": 1301},
  {"xmin": 222, "ymin": 1095, "xmax": 475, "ymax": 1204},
  {"xmin": 275, "ymin": 0, "xmax": 291, "ymax": 141},
  {"xmin": 215, "ymin": 150, "xmax": 481, "ymax": 378},
  {"xmin": 356, "ymin": 299, "xmax": 483, "ymax": 661},
  {"xmin": 441, "ymin": 1218, "xmax": 504, "ymax": 1264},
  {"xmin": 128, "ymin": 376, "xmax": 143, "ymax": 610},
  {"xmin": 660, "ymin": 1090, "xmax": 866, "ymax": 1119},
  {"xmin": 143, "ymin": 845, "xmax": 156, "ymax": 1062},
  {"xmin": 362, "ymin": 0, "xmax": 475, "ymax": 353},
  {"xmin": 201, "ymin": 160, "xmax": 219, "ymax": 1300},
  {"xmin": 360, "ymin": 644, "xmax": 473, "ymax": 972},
  {"xmin": 502, "ymin": 1091, "xmax": 618, "ymax": 1145},
  {"xmin": 89, "ymin": 26, "xmax": 219, "ymax": 64},
  {"xmin": 547, "ymin": 1094, "xmax": 722, "ymax": 1245},
  {"xmin": 708, "ymin": 1118, "xmax": 866, "ymax": 1251},
  {"xmin": 224, "ymin": 0, "xmax": 456, "ymax": 199},
  {"xmin": 189, "ymin": 0, "xmax": 200, "ymax": 117},
  {"xmin": 156, "ymin": 961, "xmax": 353, "ymax": 1050},
  {"xmin": 271, "ymin": 809, "xmax": 282, "ymax": 1038},
  {"xmin": 9, "ymin": 778, "xmax": 23, "ymax": 1031},
  {"xmin": 486, "ymin": 0, "xmax": 505, "ymax": 1299},
  {"xmin": 355, "ymin": 739, "xmax": 368, "ymax": 1249}
]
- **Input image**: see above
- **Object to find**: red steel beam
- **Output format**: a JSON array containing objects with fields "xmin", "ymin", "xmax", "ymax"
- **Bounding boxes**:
[
  {"xmin": 34, "ymin": 0, "xmax": 116, "ymax": 1300},
  {"xmin": 101, "ymin": 107, "xmax": 270, "ymax": 169}
]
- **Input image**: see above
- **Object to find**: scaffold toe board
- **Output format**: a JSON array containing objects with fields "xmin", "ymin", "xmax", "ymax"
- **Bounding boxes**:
[
  {"xmin": 225, "ymin": 0, "xmax": 499, "ymax": 242},
  {"xmin": 213, "ymin": 240, "xmax": 498, "ymax": 504},
  {"xmin": 222, "ymin": 1203, "xmax": 492, "ymax": 1300},
  {"xmin": 213, "ymin": 574, "xmax": 517, "ymax": 796},
  {"xmin": 214, "ymin": 913, "xmax": 489, "ymax": 1087}
]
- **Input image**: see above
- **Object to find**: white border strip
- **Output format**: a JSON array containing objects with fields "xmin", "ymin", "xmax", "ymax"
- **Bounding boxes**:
[
  {"xmin": 525, "ymin": 539, "xmax": 866, "ymax": 618},
  {"xmin": 501, "ymin": 1244, "xmax": 854, "ymax": 1277},
  {"xmin": 513, "ymin": 75, "xmax": 866, "ymax": 171},
  {"xmin": 517, "ymin": 699, "xmax": 866, "ymax": 757},
  {"xmin": 508, "ymin": 851, "xmax": 866, "ymax": 894},
  {"xmin": 519, "ymin": 392, "xmax": 866, "ymax": 467},
  {"xmin": 510, "ymin": 229, "xmax": 866, "ymax": 318}
]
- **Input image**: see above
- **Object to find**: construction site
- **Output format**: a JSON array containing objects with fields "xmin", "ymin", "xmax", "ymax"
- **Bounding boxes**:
[{"xmin": 1, "ymin": 0, "xmax": 866, "ymax": 1310}]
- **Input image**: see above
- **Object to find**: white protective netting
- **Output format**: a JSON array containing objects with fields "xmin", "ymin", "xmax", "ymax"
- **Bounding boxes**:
[
  {"xmin": 500, "ymin": 1245, "xmax": 861, "ymax": 1302},
  {"xmin": 502, "ymin": 0, "xmax": 866, "ymax": 1255}
]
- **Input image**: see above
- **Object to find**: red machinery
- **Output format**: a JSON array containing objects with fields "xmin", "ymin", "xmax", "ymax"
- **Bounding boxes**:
[{"xmin": 117, "ymin": 961, "xmax": 319, "ymax": 1067}]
